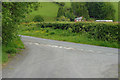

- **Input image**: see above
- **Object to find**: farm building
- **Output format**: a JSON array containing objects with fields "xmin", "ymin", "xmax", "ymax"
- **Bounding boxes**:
[{"xmin": 74, "ymin": 16, "xmax": 83, "ymax": 22}]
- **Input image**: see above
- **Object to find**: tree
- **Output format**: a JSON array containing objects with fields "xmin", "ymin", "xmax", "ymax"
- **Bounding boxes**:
[
  {"xmin": 71, "ymin": 2, "xmax": 89, "ymax": 18},
  {"xmin": 2, "ymin": 2, "xmax": 40, "ymax": 45},
  {"xmin": 102, "ymin": 3, "xmax": 115, "ymax": 20},
  {"xmin": 65, "ymin": 11, "xmax": 75, "ymax": 21},
  {"xmin": 86, "ymin": 2, "xmax": 115, "ymax": 20},
  {"xmin": 57, "ymin": 7, "xmax": 65, "ymax": 17},
  {"xmin": 33, "ymin": 15, "xmax": 44, "ymax": 22}
]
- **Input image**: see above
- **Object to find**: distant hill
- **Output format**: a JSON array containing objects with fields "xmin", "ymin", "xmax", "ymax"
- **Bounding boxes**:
[{"xmin": 25, "ymin": 2, "xmax": 118, "ymax": 22}]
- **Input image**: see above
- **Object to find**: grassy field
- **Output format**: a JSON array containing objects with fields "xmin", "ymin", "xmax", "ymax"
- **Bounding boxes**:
[
  {"xmin": 64, "ymin": 2, "xmax": 71, "ymax": 8},
  {"xmin": 26, "ymin": 2, "xmax": 59, "ymax": 22},
  {"xmin": 19, "ymin": 25, "xmax": 119, "ymax": 48}
]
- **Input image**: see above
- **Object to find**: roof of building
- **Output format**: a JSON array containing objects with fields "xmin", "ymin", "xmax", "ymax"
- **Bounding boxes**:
[{"xmin": 75, "ymin": 17, "xmax": 83, "ymax": 20}]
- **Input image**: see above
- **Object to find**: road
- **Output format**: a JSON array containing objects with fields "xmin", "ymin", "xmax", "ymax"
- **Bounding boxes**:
[{"xmin": 2, "ymin": 35, "xmax": 118, "ymax": 78}]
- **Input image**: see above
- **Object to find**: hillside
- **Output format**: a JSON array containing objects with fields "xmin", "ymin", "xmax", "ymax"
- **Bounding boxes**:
[
  {"xmin": 25, "ymin": 2, "xmax": 118, "ymax": 22},
  {"xmin": 25, "ymin": 2, "xmax": 71, "ymax": 22},
  {"xmin": 26, "ymin": 2, "xmax": 59, "ymax": 22}
]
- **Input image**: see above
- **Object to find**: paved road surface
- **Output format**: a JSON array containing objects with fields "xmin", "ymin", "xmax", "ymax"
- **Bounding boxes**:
[{"xmin": 3, "ymin": 35, "xmax": 118, "ymax": 78}]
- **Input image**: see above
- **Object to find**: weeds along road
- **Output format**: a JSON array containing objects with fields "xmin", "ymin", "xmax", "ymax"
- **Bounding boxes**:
[{"xmin": 3, "ymin": 35, "xmax": 118, "ymax": 78}]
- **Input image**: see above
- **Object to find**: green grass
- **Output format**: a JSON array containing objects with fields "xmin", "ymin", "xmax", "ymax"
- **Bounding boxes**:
[
  {"xmin": 0, "ymin": 37, "xmax": 2, "ymax": 64},
  {"xmin": 64, "ymin": 2, "xmax": 71, "ymax": 8},
  {"xmin": 0, "ymin": 46, "xmax": 2, "ymax": 64},
  {"xmin": 26, "ymin": 2, "xmax": 59, "ymax": 22},
  {"xmin": 19, "ymin": 26, "xmax": 119, "ymax": 48},
  {"xmin": 2, "ymin": 37, "xmax": 24, "ymax": 63}
]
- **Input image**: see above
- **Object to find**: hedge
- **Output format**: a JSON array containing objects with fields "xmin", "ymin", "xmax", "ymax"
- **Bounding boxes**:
[{"xmin": 26, "ymin": 22, "xmax": 119, "ymax": 42}]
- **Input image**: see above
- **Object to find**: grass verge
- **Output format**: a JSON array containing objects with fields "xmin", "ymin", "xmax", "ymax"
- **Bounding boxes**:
[
  {"xmin": 2, "ymin": 37, "xmax": 24, "ymax": 63},
  {"xmin": 19, "ymin": 26, "xmax": 119, "ymax": 48}
]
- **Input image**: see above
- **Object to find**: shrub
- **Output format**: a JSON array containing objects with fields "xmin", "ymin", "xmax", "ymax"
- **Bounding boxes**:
[
  {"xmin": 56, "ymin": 16, "xmax": 70, "ymax": 22},
  {"xmin": 57, "ymin": 7, "xmax": 65, "ymax": 17},
  {"xmin": 50, "ymin": 32, "xmax": 55, "ymax": 35},
  {"xmin": 65, "ymin": 12, "xmax": 75, "ymax": 21},
  {"xmin": 33, "ymin": 15, "xmax": 44, "ymax": 22},
  {"xmin": 36, "ymin": 22, "xmax": 118, "ymax": 42},
  {"xmin": 87, "ymin": 18, "xmax": 95, "ymax": 22}
]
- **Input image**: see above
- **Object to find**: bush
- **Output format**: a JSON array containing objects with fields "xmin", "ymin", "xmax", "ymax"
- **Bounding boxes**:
[
  {"xmin": 50, "ymin": 32, "xmax": 55, "ymax": 35},
  {"xmin": 57, "ymin": 7, "xmax": 65, "ymax": 17},
  {"xmin": 36, "ymin": 22, "xmax": 118, "ymax": 42},
  {"xmin": 56, "ymin": 16, "xmax": 70, "ymax": 22},
  {"xmin": 87, "ymin": 2, "xmax": 115, "ymax": 20},
  {"xmin": 87, "ymin": 18, "xmax": 95, "ymax": 22},
  {"xmin": 65, "ymin": 12, "xmax": 75, "ymax": 21},
  {"xmin": 33, "ymin": 15, "xmax": 44, "ymax": 22}
]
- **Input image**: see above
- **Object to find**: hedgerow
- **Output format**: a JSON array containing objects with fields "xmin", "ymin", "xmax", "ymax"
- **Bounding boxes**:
[{"xmin": 35, "ymin": 22, "xmax": 118, "ymax": 42}]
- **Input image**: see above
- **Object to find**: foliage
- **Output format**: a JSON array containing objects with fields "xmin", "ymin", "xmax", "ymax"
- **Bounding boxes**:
[
  {"xmin": 2, "ymin": 36, "xmax": 24, "ymax": 63},
  {"xmin": 35, "ymin": 22, "xmax": 118, "ymax": 42},
  {"xmin": 86, "ymin": 2, "xmax": 115, "ymax": 20},
  {"xmin": 64, "ymin": 8, "xmax": 75, "ymax": 21},
  {"xmin": 87, "ymin": 18, "xmax": 95, "ymax": 22},
  {"xmin": 71, "ymin": 2, "xmax": 89, "ymax": 19},
  {"xmin": 2, "ymin": 2, "xmax": 39, "ymax": 63},
  {"xmin": 57, "ymin": 7, "xmax": 65, "ymax": 17},
  {"xmin": 33, "ymin": 15, "xmax": 44, "ymax": 22},
  {"xmin": 71, "ymin": 2, "xmax": 116, "ymax": 21},
  {"xmin": 56, "ymin": 16, "xmax": 70, "ymax": 22},
  {"xmin": 24, "ymin": 2, "xmax": 117, "ymax": 22},
  {"xmin": 2, "ymin": 2, "xmax": 39, "ymax": 45},
  {"xmin": 65, "ymin": 12, "xmax": 75, "ymax": 21},
  {"xmin": 57, "ymin": 6, "xmax": 75, "ymax": 21}
]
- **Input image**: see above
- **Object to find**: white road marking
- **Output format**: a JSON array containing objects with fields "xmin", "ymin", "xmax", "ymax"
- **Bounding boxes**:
[
  {"xmin": 27, "ymin": 42, "xmax": 110, "ymax": 54},
  {"xmin": 65, "ymin": 47, "xmax": 74, "ymax": 50},
  {"xmin": 59, "ymin": 46, "xmax": 63, "ymax": 48},
  {"xmin": 34, "ymin": 43, "xmax": 39, "ymax": 45},
  {"xmin": 81, "ymin": 49, "xmax": 84, "ymax": 51},
  {"xmin": 28, "ymin": 42, "xmax": 75, "ymax": 50},
  {"xmin": 88, "ymin": 50, "xmax": 94, "ymax": 52}
]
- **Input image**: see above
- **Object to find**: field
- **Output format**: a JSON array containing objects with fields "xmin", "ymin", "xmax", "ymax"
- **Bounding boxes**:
[
  {"xmin": 64, "ymin": 2, "xmax": 71, "ymax": 8},
  {"xmin": 26, "ymin": 2, "xmax": 59, "ymax": 22}
]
